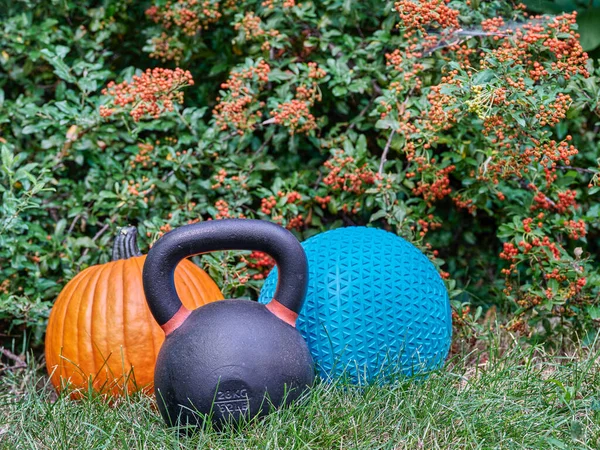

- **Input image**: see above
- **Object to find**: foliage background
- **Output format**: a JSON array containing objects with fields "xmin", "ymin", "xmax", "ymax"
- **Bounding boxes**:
[{"xmin": 1, "ymin": 0, "xmax": 599, "ymax": 347}]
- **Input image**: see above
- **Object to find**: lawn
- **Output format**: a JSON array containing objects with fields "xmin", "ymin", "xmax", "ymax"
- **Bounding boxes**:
[
  {"xmin": 2, "ymin": 340, "xmax": 599, "ymax": 449},
  {"xmin": 2, "ymin": 0, "xmax": 600, "ymax": 448}
]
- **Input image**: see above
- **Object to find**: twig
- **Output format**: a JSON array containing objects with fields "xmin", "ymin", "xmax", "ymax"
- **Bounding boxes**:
[
  {"xmin": 517, "ymin": 178, "xmax": 557, "ymax": 208},
  {"xmin": 313, "ymin": 171, "xmax": 323, "ymax": 189},
  {"xmin": 372, "ymin": 80, "xmax": 383, "ymax": 96},
  {"xmin": 261, "ymin": 118, "xmax": 277, "ymax": 126},
  {"xmin": 255, "ymin": 134, "xmax": 273, "ymax": 154},
  {"xmin": 378, "ymin": 130, "xmax": 396, "ymax": 175},
  {"xmin": 328, "ymin": 43, "xmax": 342, "ymax": 59},
  {"xmin": 557, "ymin": 165, "xmax": 596, "ymax": 175},
  {"xmin": 348, "ymin": 94, "xmax": 377, "ymax": 131},
  {"xmin": 91, "ymin": 221, "xmax": 112, "ymax": 241},
  {"xmin": 54, "ymin": 122, "xmax": 99, "ymax": 167},
  {"xmin": 63, "ymin": 214, "xmax": 81, "ymax": 242},
  {"xmin": 0, "ymin": 347, "xmax": 26, "ymax": 368},
  {"xmin": 341, "ymin": 214, "xmax": 357, "ymax": 226},
  {"xmin": 80, "ymin": 217, "xmax": 117, "ymax": 260},
  {"xmin": 175, "ymin": 107, "xmax": 197, "ymax": 137},
  {"xmin": 0, "ymin": 365, "xmax": 27, "ymax": 374}
]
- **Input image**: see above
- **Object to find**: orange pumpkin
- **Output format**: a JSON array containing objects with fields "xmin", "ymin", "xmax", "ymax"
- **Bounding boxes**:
[{"xmin": 45, "ymin": 226, "xmax": 223, "ymax": 396}]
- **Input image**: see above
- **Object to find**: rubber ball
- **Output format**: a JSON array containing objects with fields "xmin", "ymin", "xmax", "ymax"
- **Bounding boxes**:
[{"xmin": 258, "ymin": 227, "xmax": 451, "ymax": 383}]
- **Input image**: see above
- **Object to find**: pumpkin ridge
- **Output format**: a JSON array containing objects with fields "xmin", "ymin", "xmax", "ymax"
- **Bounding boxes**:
[
  {"xmin": 113, "ymin": 258, "xmax": 129, "ymax": 393},
  {"xmin": 89, "ymin": 263, "xmax": 107, "ymax": 389},
  {"xmin": 65, "ymin": 265, "xmax": 99, "ymax": 389},
  {"xmin": 183, "ymin": 260, "xmax": 220, "ymax": 305},
  {"xmin": 87, "ymin": 265, "xmax": 101, "ymax": 385},
  {"xmin": 132, "ymin": 255, "xmax": 159, "ymax": 366},
  {"xmin": 49, "ymin": 268, "xmax": 90, "ymax": 386},
  {"xmin": 121, "ymin": 256, "xmax": 147, "ymax": 392},
  {"xmin": 78, "ymin": 264, "xmax": 105, "ymax": 390},
  {"xmin": 99, "ymin": 260, "xmax": 121, "ymax": 392},
  {"xmin": 91, "ymin": 260, "xmax": 117, "ymax": 389}
]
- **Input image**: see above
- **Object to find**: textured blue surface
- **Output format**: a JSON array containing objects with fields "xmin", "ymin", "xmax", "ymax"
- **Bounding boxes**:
[{"xmin": 258, "ymin": 227, "xmax": 452, "ymax": 383}]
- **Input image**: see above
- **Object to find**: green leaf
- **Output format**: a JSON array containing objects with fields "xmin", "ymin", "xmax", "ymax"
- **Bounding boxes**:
[
  {"xmin": 587, "ymin": 305, "xmax": 600, "ymax": 320},
  {"xmin": 370, "ymin": 209, "xmax": 388, "ymax": 222},
  {"xmin": 472, "ymin": 69, "xmax": 495, "ymax": 84},
  {"xmin": 375, "ymin": 116, "xmax": 400, "ymax": 130},
  {"xmin": 40, "ymin": 48, "xmax": 75, "ymax": 83},
  {"xmin": 21, "ymin": 123, "xmax": 47, "ymax": 134},
  {"xmin": 356, "ymin": 134, "xmax": 367, "ymax": 154},
  {"xmin": 332, "ymin": 86, "xmax": 348, "ymax": 97},
  {"xmin": 255, "ymin": 161, "xmax": 278, "ymax": 171},
  {"xmin": 578, "ymin": 9, "xmax": 600, "ymax": 51},
  {"xmin": 74, "ymin": 237, "xmax": 96, "ymax": 248},
  {"xmin": 55, "ymin": 45, "xmax": 70, "ymax": 59}
]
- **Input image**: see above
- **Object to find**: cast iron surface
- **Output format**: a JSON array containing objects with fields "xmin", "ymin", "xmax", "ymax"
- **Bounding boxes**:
[
  {"xmin": 154, "ymin": 299, "xmax": 314, "ymax": 427},
  {"xmin": 143, "ymin": 219, "xmax": 314, "ymax": 427}
]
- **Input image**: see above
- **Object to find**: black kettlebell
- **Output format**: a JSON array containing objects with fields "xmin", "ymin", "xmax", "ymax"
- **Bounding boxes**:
[{"xmin": 142, "ymin": 219, "xmax": 314, "ymax": 428}]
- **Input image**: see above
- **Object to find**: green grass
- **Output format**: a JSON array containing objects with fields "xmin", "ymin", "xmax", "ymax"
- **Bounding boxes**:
[{"xmin": 1, "ymin": 341, "xmax": 600, "ymax": 449}]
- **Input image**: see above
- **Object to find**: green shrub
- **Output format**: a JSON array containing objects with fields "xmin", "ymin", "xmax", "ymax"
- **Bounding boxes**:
[{"xmin": 1, "ymin": 0, "xmax": 599, "ymax": 346}]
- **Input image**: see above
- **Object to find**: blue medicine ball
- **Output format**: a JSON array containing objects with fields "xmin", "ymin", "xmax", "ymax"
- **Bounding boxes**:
[{"xmin": 258, "ymin": 227, "xmax": 451, "ymax": 383}]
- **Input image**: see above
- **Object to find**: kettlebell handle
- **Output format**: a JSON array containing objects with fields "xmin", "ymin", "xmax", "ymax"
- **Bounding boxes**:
[{"xmin": 142, "ymin": 219, "xmax": 308, "ymax": 334}]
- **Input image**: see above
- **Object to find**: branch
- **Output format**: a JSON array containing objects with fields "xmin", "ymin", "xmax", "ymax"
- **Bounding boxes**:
[
  {"xmin": 54, "ymin": 122, "xmax": 100, "ymax": 166},
  {"xmin": 313, "ymin": 171, "xmax": 323, "ymax": 189},
  {"xmin": 378, "ymin": 130, "xmax": 396, "ymax": 175},
  {"xmin": 175, "ymin": 107, "xmax": 197, "ymax": 137},
  {"xmin": 62, "ymin": 214, "xmax": 81, "ymax": 244},
  {"xmin": 80, "ymin": 217, "xmax": 117, "ymax": 260},
  {"xmin": 255, "ymin": 134, "xmax": 273, "ymax": 154},
  {"xmin": 348, "ymin": 93, "xmax": 377, "ymax": 131},
  {"xmin": 517, "ymin": 178, "xmax": 556, "ymax": 208},
  {"xmin": 0, "ymin": 347, "xmax": 26, "ymax": 368},
  {"xmin": 557, "ymin": 165, "xmax": 597, "ymax": 175}
]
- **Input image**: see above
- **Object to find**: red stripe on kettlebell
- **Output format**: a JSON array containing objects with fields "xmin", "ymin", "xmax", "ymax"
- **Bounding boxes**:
[
  {"xmin": 266, "ymin": 299, "xmax": 298, "ymax": 327},
  {"xmin": 161, "ymin": 305, "xmax": 191, "ymax": 335}
]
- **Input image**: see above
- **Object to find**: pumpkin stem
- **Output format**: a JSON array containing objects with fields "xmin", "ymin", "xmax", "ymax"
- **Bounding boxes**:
[{"xmin": 112, "ymin": 226, "xmax": 143, "ymax": 261}]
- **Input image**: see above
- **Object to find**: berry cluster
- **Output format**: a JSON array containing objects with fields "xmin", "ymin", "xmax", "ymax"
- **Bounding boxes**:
[
  {"xmin": 270, "ymin": 99, "xmax": 317, "ymax": 135},
  {"xmin": 314, "ymin": 195, "xmax": 331, "ymax": 209},
  {"xmin": 211, "ymin": 168, "xmax": 249, "ymax": 190},
  {"xmin": 394, "ymin": 0, "xmax": 459, "ymax": 36},
  {"xmin": 481, "ymin": 17, "xmax": 505, "ymax": 33},
  {"xmin": 240, "ymin": 251, "xmax": 275, "ymax": 280},
  {"xmin": 414, "ymin": 215, "xmax": 442, "ymax": 237},
  {"xmin": 411, "ymin": 163, "xmax": 455, "ymax": 206},
  {"xmin": 149, "ymin": 33, "xmax": 184, "ymax": 62},
  {"xmin": 213, "ymin": 60, "xmax": 270, "ymax": 133},
  {"xmin": 0, "ymin": 279, "xmax": 10, "ymax": 294},
  {"xmin": 258, "ymin": 192, "xmax": 305, "ymax": 231},
  {"xmin": 234, "ymin": 12, "xmax": 264, "ymax": 40},
  {"xmin": 285, "ymin": 191, "xmax": 301, "ymax": 203},
  {"xmin": 261, "ymin": 0, "xmax": 295, "ymax": 9},
  {"xmin": 286, "ymin": 215, "xmax": 304, "ymax": 230},
  {"xmin": 130, "ymin": 143, "xmax": 156, "ymax": 168},
  {"xmin": 323, "ymin": 151, "xmax": 379, "ymax": 195},
  {"xmin": 564, "ymin": 219, "xmax": 586, "ymax": 240},
  {"xmin": 146, "ymin": 0, "xmax": 222, "ymax": 37},
  {"xmin": 144, "ymin": 1, "xmax": 222, "ymax": 61},
  {"xmin": 270, "ymin": 63, "xmax": 326, "ymax": 135},
  {"xmin": 261, "ymin": 196, "xmax": 277, "ymax": 214},
  {"xmin": 215, "ymin": 199, "xmax": 231, "ymax": 219},
  {"xmin": 100, "ymin": 68, "xmax": 194, "ymax": 122},
  {"xmin": 233, "ymin": 10, "xmax": 282, "ymax": 51},
  {"xmin": 452, "ymin": 194, "xmax": 476, "ymax": 214}
]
